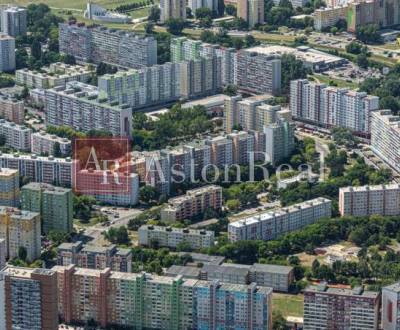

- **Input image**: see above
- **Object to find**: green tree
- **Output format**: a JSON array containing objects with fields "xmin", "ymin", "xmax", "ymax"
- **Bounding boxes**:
[
  {"xmin": 18, "ymin": 246, "xmax": 28, "ymax": 261},
  {"xmin": 145, "ymin": 22, "xmax": 155, "ymax": 34},
  {"xmin": 195, "ymin": 7, "xmax": 214, "ymax": 19},
  {"xmin": 356, "ymin": 24, "xmax": 381, "ymax": 44},
  {"xmin": 63, "ymin": 54, "xmax": 76, "ymax": 65},
  {"xmin": 31, "ymin": 39, "xmax": 42, "ymax": 60},
  {"xmin": 53, "ymin": 142, "xmax": 62, "ymax": 157},
  {"xmin": 148, "ymin": 6, "xmax": 160, "ymax": 21},
  {"xmin": 139, "ymin": 186, "xmax": 160, "ymax": 203},
  {"xmin": 281, "ymin": 53, "xmax": 309, "ymax": 94},
  {"xmin": 165, "ymin": 18, "xmax": 185, "ymax": 35},
  {"xmin": 217, "ymin": 0, "xmax": 225, "ymax": 16},
  {"xmin": 356, "ymin": 53, "xmax": 369, "ymax": 69},
  {"xmin": 225, "ymin": 4, "xmax": 236, "ymax": 15}
]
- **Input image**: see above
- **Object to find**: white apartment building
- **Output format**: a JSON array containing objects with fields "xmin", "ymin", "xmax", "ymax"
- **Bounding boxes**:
[
  {"xmin": 0, "ymin": 6, "xmax": 27, "ymax": 37},
  {"xmin": 0, "ymin": 33, "xmax": 15, "ymax": 72},
  {"xmin": 138, "ymin": 225, "xmax": 215, "ymax": 249},
  {"xmin": 371, "ymin": 110, "xmax": 400, "ymax": 174},
  {"xmin": 339, "ymin": 184, "xmax": 400, "ymax": 217},
  {"xmin": 290, "ymin": 79, "xmax": 379, "ymax": 135},
  {"xmin": 160, "ymin": 0, "xmax": 186, "ymax": 22},
  {"xmin": 44, "ymin": 83, "xmax": 132, "ymax": 138},
  {"xmin": 16, "ymin": 63, "xmax": 92, "ymax": 89},
  {"xmin": 31, "ymin": 131, "xmax": 71, "ymax": 156},
  {"xmin": 0, "ymin": 119, "xmax": 31, "ymax": 151},
  {"xmin": 314, "ymin": 6, "xmax": 347, "ymax": 31},
  {"xmin": 228, "ymin": 197, "xmax": 332, "ymax": 242},
  {"xmin": 0, "ymin": 152, "xmax": 72, "ymax": 187},
  {"xmin": 0, "ymin": 206, "xmax": 41, "ymax": 261}
]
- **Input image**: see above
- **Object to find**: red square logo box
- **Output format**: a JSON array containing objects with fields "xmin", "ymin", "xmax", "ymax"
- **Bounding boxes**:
[{"xmin": 72, "ymin": 137, "xmax": 131, "ymax": 194}]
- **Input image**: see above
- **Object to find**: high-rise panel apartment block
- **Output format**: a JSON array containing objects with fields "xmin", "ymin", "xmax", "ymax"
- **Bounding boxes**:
[
  {"xmin": 339, "ymin": 184, "xmax": 400, "ymax": 217},
  {"xmin": 57, "ymin": 241, "xmax": 132, "ymax": 272},
  {"xmin": 0, "ymin": 152, "xmax": 72, "ymax": 187},
  {"xmin": 20, "ymin": 182, "xmax": 73, "ymax": 234},
  {"xmin": 138, "ymin": 225, "xmax": 215, "ymax": 249},
  {"xmin": 16, "ymin": 62, "xmax": 92, "ymax": 89},
  {"xmin": 304, "ymin": 283, "xmax": 380, "ymax": 330},
  {"xmin": 0, "ymin": 33, "xmax": 15, "ymax": 72},
  {"xmin": 98, "ymin": 63, "xmax": 181, "ymax": 110},
  {"xmin": 53, "ymin": 265, "xmax": 272, "ymax": 329},
  {"xmin": 0, "ymin": 6, "xmax": 27, "ymax": 37},
  {"xmin": 0, "ymin": 206, "xmax": 41, "ymax": 261},
  {"xmin": 59, "ymin": 23, "xmax": 157, "ymax": 68},
  {"xmin": 45, "ymin": 83, "xmax": 132, "ymax": 137},
  {"xmin": 0, "ymin": 266, "xmax": 58, "ymax": 330},
  {"xmin": 0, "ymin": 93, "xmax": 24, "ymax": 124},
  {"xmin": 228, "ymin": 197, "xmax": 332, "ymax": 242},
  {"xmin": 237, "ymin": 0, "xmax": 264, "ymax": 27},
  {"xmin": 371, "ymin": 110, "xmax": 400, "ymax": 174},
  {"xmin": 160, "ymin": 0, "xmax": 186, "ymax": 22},
  {"xmin": 179, "ymin": 56, "xmax": 222, "ymax": 99},
  {"xmin": 171, "ymin": 36, "xmax": 237, "ymax": 86},
  {"xmin": 0, "ymin": 168, "xmax": 19, "ymax": 207},
  {"xmin": 0, "ymin": 238, "xmax": 5, "ymax": 269},
  {"xmin": 237, "ymin": 48, "xmax": 281, "ymax": 95},
  {"xmin": 290, "ymin": 79, "xmax": 379, "ymax": 135},
  {"xmin": 160, "ymin": 185, "xmax": 222, "ymax": 222},
  {"xmin": 0, "ymin": 119, "xmax": 31, "ymax": 151}
]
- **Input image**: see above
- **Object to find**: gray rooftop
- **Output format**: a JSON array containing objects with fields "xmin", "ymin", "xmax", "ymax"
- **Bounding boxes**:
[{"xmin": 251, "ymin": 263, "xmax": 293, "ymax": 274}]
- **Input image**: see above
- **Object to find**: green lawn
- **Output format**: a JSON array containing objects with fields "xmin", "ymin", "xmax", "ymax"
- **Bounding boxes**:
[
  {"xmin": 310, "ymin": 73, "xmax": 359, "ymax": 89},
  {"xmin": 0, "ymin": 0, "xmax": 145, "ymax": 10},
  {"xmin": 273, "ymin": 293, "xmax": 304, "ymax": 318}
]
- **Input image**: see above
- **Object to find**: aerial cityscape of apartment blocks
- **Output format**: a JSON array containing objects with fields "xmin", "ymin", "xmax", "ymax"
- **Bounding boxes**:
[
  {"xmin": 160, "ymin": 0, "xmax": 186, "ymax": 22},
  {"xmin": 339, "ymin": 184, "xmax": 400, "ymax": 217},
  {"xmin": 304, "ymin": 283, "xmax": 380, "ymax": 330},
  {"xmin": 0, "ymin": 33, "xmax": 15, "ymax": 72},
  {"xmin": 0, "ymin": 266, "xmax": 58, "ymax": 330},
  {"xmin": 74, "ymin": 170, "xmax": 139, "ymax": 206},
  {"xmin": 44, "ymin": 82, "xmax": 132, "ymax": 137},
  {"xmin": 138, "ymin": 225, "xmax": 215, "ymax": 249},
  {"xmin": 0, "ymin": 93, "xmax": 24, "ymax": 124},
  {"xmin": 16, "ymin": 62, "xmax": 92, "ymax": 89},
  {"xmin": 170, "ymin": 36, "xmax": 237, "ymax": 86},
  {"xmin": 0, "ymin": 5, "xmax": 27, "ymax": 37},
  {"xmin": 290, "ymin": 79, "xmax": 380, "ymax": 135},
  {"xmin": 0, "ymin": 152, "xmax": 72, "ymax": 187},
  {"xmin": 53, "ymin": 265, "xmax": 272, "ymax": 329},
  {"xmin": 237, "ymin": 0, "xmax": 265, "ymax": 27},
  {"xmin": 57, "ymin": 241, "xmax": 132, "ymax": 272},
  {"xmin": 382, "ymin": 282, "xmax": 400, "ymax": 330},
  {"xmin": 31, "ymin": 131, "xmax": 71, "ymax": 156},
  {"xmin": 59, "ymin": 23, "xmax": 157, "ymax": 68},
  {"xmin": 237, "ymin": 47, "xmax": 281, "ymax": 95},
  {"xmin": 0, "ymin": 206, "xmax": 41, "ymax": 261},
  {"xmin": 160, "ymin": 185, "xmax": 223, "ymax": 222},
  {"xmin": 228, "ymin": 197, "xmax": 332, "ymax": 242},
  {"xmin": 20, "ymin": 182, "xmax": 73, "ymax": 233},
  {"xmin": 167, "ymin": 262, "xmax": 294, "ymax": 292},
  {"xmin": 98, "ymin": 63, "xmax": 181, "ymax": 109},
  {"xmin": 0, "ymin": 168, "xmax": 19, "ymax": 207},
  {"xmin": 371, "ymin": 110, "xmax": 400, "ymax": 174}
]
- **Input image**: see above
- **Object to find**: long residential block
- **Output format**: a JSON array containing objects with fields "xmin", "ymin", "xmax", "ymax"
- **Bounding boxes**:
[
  {"xmin": 0, "ymin": 119, "xmax": 31, "ymax": 151},
  {"xmin": 44, "ymin": 82, "xmax": 132, "ymax": 137},
  {"xmin": 138, "ymin": 225, "xmax": 215, "ymax": 249},
  {"xmin": 53, "ymin": 265, "xmax": 272, "ymax": 329},
  {"xmin": 290, "ymin": 79, "xmax": 379, "ymax": 135},
  {"xmin": 31, "ymin": 131, "xmax": 71, "ymax": 156},
  {"xmin": 160, "ymin": 185, "xmax": 222, "ymax": 222},
  {"xmin": 59, "ymin": 23, "xmax": 157, "ymax": 68},
  {"xmin": 228, "ymin": 197, "xmax": 332, "ymax": 242},
  {"xmin": 339, "ymin": 184, "xmax": 400, "ymax": 217}
]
